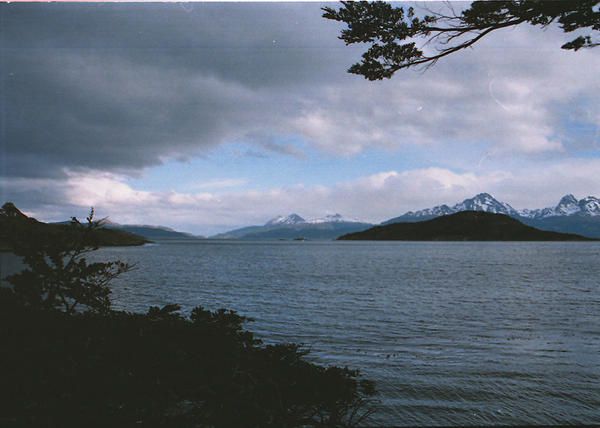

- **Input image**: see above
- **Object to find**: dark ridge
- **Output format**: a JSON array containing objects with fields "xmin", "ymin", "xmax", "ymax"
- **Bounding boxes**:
[
  {"xmin": 338, "ymin": 211, "xmax": 596, "ymax": 241},
  {"xmin": 0, "ymin": 202, "xmax": 150, "ymax": 250},
  {"xmin": 211, "ymin": 221, "xmax": 373, "ymax": 240},
  {"xmin": 106, "ymin": 224, "xmax": 202, "ymax": 241}
]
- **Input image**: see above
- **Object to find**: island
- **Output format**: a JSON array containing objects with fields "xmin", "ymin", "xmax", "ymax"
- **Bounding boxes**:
[{"xmin": 337, "ymin": 211, "xmax": 597, "ymax": 241}]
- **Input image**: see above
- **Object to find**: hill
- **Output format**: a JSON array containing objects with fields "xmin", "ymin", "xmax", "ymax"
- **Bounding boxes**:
[
  {"xmin": 241, "ymin": 222, "xmax": 374, "ymax": 240},
  {"xmin": 339, "ymin": 211, "xmax": 595, "ymax": 241},
  {"xmin": 0, "ymin": 202, "xmax": 150, "ymax": 250},
  {"xmin": 212, "ymin": 213, "xmax": 372, "ymax": 240},
  {"xmin": 105, "ymin": 223, "xmax": 202, "ymax": 240}
]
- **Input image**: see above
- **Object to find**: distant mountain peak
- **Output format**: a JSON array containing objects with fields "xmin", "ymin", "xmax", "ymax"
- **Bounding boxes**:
[
  {"xmin": 213, "ymin": 212, "xmax": 371, "ymax": 239},
  {"xmin": 579, "ymin": 196, "xmax": 600, "ymax": 216},
  {"xmin": 553, "ymin": 194, "xmax": 580, "ymax": 216},
  {"xmin": 395, "ymin": 192, "xmax": 518, "ymax": 222},
  {"xmin": 264, "ymin": 213, "xmax": 365, "ymax": 226},
  {"xmin": 559, "ymin": 194, "xmax": 578, "ymax": 205},
  {"xmin": 456, "ymin": 193, "xmax": 518, "ymax": 215},
  {"xmin": 386, "ymin": 192, "xmax": 600, "ymax": 225},
  {"xmin": 306, "ymin": 213, "xmax": 363, "ymax": 224},
  {"xmin": 521, "ymin": 194, "xmax": 600, "ymax": 219},
  {"xmin": 265, "ymin": 213, "xmax": 305, "ymax": 226}
]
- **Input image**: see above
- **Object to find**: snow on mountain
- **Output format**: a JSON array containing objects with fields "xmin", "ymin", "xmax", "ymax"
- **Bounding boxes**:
[
  {"xmin": 579, "ymin": 196, "xmax": 600, "ymax": 216},
  {"xmin": 304, "ymin": 213, "xmax": 364, "ymax": 224},
  {"xmin": 387, "ymin": 193, "xmax": 600, "ymax": 225},
  {"xmin": 519, "ymin": 194, "xmax": 600, "ymax": 218},
  {"xmin": 265, "ymin": 213, "xmax": 305, "ymax": 226},
  {"xmin": 265, "ymin": 213, "xmax": 365, "ymax": 226},
  {"xmin": 402, "ymin": 193, "xmax": 519, "ymax": 219},
  {"xmin": 555, "ymin": 194, "xmax": 581, "ymax": 215},
  {"xmin": 213, "ymin": 213, "xmax": 369, "ymax": 239},
  {"xmin": 453, "ymin": 193, "xmax": 519, "ymax": 216},
  {"xmin": 403, "ymin": 204, "xmax": 454, "ymax": 218}
]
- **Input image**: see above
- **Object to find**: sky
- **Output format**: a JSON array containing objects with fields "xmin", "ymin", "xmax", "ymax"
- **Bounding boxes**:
[{"xmin": 1, "ymin": 2, "xmax": 599, "ymax": 235}]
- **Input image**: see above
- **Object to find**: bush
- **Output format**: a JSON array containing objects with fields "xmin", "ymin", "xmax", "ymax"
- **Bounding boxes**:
[
  {"xmin": 0, "ymin": 298, "xmax": 376, "ymax": 427},
  {"xmin": 0, "ymin": 208, "xmax": 377, "ymax": 427},
  {"xmin": 5, "ymin": 208, "xmax": 131, "ymax": 314}
]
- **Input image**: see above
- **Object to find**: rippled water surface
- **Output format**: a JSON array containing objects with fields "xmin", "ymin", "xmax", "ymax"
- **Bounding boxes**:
[{"xmin": 17, "ymin": 241, "xmax": 600, "ymax": 425}]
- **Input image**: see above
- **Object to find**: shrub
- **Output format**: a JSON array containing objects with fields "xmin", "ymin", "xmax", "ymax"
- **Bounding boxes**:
[
  {"xmin": 5, "ymin": 208, "xmax": 131, "ymax": 314},
  {"xmin": 0, "ymin": 209, "xmax": 377, "ymax": 426}
]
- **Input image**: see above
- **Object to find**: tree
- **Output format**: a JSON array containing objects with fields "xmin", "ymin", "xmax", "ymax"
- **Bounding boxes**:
[
  {"xmin": 6, "ymin": 208, "xmax": 131, "ymax": 314},
  {"xmin": 322, "ymin": 0, "xmax": 600, "ymax": 80},
  {"xmin": 1, "ymin": 203, "xmax": 377, "ymax": 426}
]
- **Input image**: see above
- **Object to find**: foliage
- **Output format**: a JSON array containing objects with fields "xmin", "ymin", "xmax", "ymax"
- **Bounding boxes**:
[
  {"xmin": 322, "ymin": 0, "xmax": 600, "ymax": 79},
  {"xmin": 0, "ymin": 294, "xmax": 377, "ymax": 427},
  {"xmin": 5, "ymin": 208, "xmax": 131, "ymax": 314},
  {"xmin": 0, "ymin": 206, "xmax": 377, "ymax": 426}
]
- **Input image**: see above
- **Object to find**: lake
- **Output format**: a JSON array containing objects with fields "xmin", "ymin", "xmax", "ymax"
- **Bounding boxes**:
[{"xmin": 3, "ymin": 240, "xmax": 600, "ymax": 425}]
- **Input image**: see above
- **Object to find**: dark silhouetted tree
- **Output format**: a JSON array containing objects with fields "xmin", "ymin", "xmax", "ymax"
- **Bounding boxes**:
[
  {"xmin": 0, "ymin": 203, "xmax": 377, "ymax": 426},
  {"xmin": 6, "ymin": 207, "xmax": 131, "ymax": 314},
  {"xmin": 323, "ymin": 0, "xmax": 599, "ymax": 80}
]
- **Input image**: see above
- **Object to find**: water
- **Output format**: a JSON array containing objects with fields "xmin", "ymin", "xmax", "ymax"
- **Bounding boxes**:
[{"xmin": 4, "ymin": 240, "xmax": 600, "ymax": 425}]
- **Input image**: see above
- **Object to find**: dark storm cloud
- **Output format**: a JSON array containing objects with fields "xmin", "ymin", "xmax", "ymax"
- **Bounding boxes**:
[
  {"xmin": 1, "ymin": 3, "xmax": 357, "ymax": 179},
  {"xmin": 3, "ymin": 1, "xmax": 599, "ymax": 224},
  {"xmin": 3, "ymin": 3, "xmax": 348, "ymax": 85}
]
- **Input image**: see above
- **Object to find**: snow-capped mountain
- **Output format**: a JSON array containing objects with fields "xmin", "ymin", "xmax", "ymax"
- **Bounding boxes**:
[
  {"xmin": 212, "ymin": 213, "xmax": 372, "ymax": 240},
  {"xmin": 305, "ymin": 214, "xmax": 363, "ymax": 224},
  {"xmin": 265, "ymin": 213, "xmax": 364, "ymax": 225},
  {"xmin": 519, "ymin": 194, "xmax": 600, "ymax": 219},
  {"xmin": 265, "ymin": 214, "xmax": 305, "ymax": 226},
  {"xmin": 453, "ymin": 193, "xmax": 520, "ymax": 216},
  {"xmin": 580, "ymin": 196, "xmax": 600, "ymax": 216},
  {"xmin": 401, "ymin": 204, "xmax": 455, "ymax": 219},
  {"xmin": 386, "ymin": 193, "xmax": 519, "ymax": 223},
  {"xmin": 383, "ymin": 193, "xmax": 600, "ymax": 238}
]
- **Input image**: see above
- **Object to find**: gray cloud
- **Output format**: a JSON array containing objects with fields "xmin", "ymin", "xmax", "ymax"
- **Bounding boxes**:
[
  {"xmin": 1, "ymin": 2, "xmax": 599, "ymax": 228},
  {"xmin": 2, "ymin": 3, "xmax": 358, "ymax": 179},
  {"xmin": 3, "ymin": 3, "xmax": 598, "ymax": 178}
]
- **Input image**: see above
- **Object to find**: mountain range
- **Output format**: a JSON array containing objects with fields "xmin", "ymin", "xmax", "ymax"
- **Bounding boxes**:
[
  {"xmin": 384, "ymin": 193, "xmax": 600, "ymax": 238},
  {"xmin": 103, "ymin": 221, "xmax": 204, "ymax": 241},
  {"xmin": 385, "ymin": 193, "xmax": 600, "ymax": 222},
  {"xmin": 211, "ymin": 214, "xmax": 372, "ymax": 240},
  {"xmin": 5, "ymin": 193, "xmax": 600, "ymax": 242},
  {"xmin": 213, "ymin": 193, "xmax": 600, "ymax": 240},
  {"xmin": 339, "ymin": 211, "xmax": 594, "ymax": 242}
]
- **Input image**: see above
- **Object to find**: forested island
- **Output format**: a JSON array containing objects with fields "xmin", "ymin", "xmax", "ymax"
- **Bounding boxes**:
[{"xmin": 338, "ymin": 211, "xmax": 596, "ymax": 241}]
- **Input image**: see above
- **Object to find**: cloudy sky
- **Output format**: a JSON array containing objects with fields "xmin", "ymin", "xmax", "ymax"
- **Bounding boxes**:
[{"xmin": 2, "ymin": 2, "xmax": 599, "ymax": 235}]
